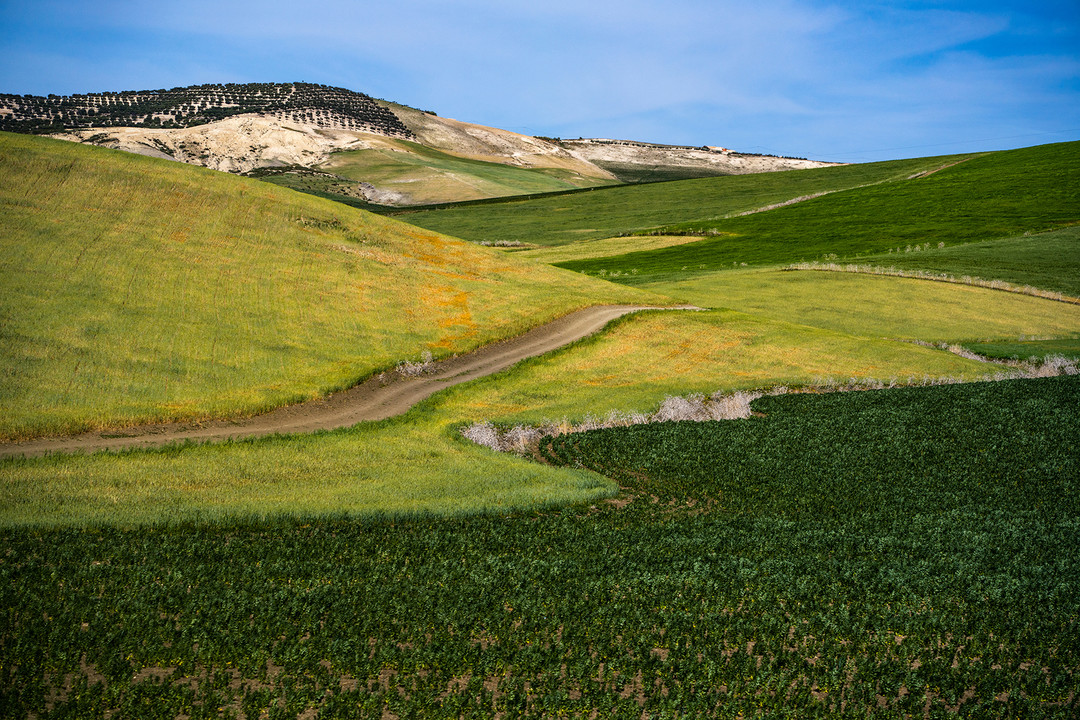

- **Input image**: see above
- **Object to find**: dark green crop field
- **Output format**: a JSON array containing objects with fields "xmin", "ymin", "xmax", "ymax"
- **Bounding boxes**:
[
  {"xmin": 555, "ymin": 142, "xmax": 1080, "ymax": 283},
  {"xmin": 963, "ymin": 337, "xmax": 1080, "ymax": 363},
  {"xmin": 4, "ymin": 376, "xmax": 1077, "ymax": 718}
]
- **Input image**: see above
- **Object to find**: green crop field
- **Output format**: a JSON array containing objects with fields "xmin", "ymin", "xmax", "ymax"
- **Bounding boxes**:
[
  {"xmin": 2, "ymin": 131, "xmax": 1079, "ymax": 717},
  {"xmin": 963, "ymin": 338, "xmax": 1080, "ymax": 363},
  {"xmin": 2, "ymin": 377, "xmax": 1077, "ymax": 717}
]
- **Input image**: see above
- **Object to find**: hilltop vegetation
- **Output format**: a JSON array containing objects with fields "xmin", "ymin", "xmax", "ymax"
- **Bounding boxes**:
[{"xmin": 0, "ymin": 82, "xmax": 411, "ymax": 136}]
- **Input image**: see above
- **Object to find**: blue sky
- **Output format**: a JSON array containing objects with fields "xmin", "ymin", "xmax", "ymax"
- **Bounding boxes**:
[{"xmin": 1, "ymin": 0, "xmax": 1077, "ymax": 162}]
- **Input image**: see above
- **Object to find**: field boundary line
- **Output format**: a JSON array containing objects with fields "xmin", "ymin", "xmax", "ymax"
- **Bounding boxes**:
[
  {"xmin": 785, "ymin": 262, "xmax": 1080, "ymax": 305},
  {"xmin": 464, "ymin": 360, "xmax": 1080, "ymax": 455}
]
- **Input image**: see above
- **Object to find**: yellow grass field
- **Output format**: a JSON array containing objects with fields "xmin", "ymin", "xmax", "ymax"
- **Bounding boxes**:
[{"xmin": 0, "ymin": 132, "xmax": 657, "ymax": 439}]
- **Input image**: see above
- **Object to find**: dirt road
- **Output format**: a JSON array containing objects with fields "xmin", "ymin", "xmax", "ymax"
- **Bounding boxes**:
[{"xmin": 1, "ymin": 305, "xmax": 682, "ymax": 459}]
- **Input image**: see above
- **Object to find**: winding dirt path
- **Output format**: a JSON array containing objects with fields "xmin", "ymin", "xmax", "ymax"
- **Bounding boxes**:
[{"xmin": 1, "ymin": 305, "xmax": 688, "ymax": 459}]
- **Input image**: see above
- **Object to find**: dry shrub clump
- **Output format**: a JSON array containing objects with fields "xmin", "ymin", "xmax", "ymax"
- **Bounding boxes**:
[
  {"xmin": 462, "ymin": 390, "xmax": 761, "ymax": 454},
  {"xmin": 396, "ymin": 350, "xmax": 435, "ymax": 377}
]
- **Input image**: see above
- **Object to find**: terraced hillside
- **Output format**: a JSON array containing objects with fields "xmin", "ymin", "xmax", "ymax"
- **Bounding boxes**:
[{"xmin": 0, "ymin": 82, "xmax": 412, "ymax": 136}]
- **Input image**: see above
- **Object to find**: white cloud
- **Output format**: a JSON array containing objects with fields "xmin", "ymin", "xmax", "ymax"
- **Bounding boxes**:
[{"xmin": 4, "ymin": 0, "xmax": 1077, "ymax": 159}]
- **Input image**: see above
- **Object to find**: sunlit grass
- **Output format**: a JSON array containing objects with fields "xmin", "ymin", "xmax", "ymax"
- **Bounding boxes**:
[
  {"xmin": 434, "ymin": 309, "xmax": 993, "ymax": 428},
  {"xmin": 0, "ymin": 416, "xmax": 615, "ymax": 528},
  {"xmin": 646, "ymin": 269, "xmax": 1080, "ymax": 342},
  {"xmin": 513, "ymin": 234, "xmax": 717, "ymax": 264},
  {"xmin": 1, "ymin": 307, "xmax": 999, "ymax": 527},
  {"xmin": 0, "ymin": 132, "xmax": 655, "ymax": 439}
]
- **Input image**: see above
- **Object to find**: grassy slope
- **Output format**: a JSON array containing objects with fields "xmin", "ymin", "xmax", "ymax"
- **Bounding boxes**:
[
  {"xmin": 398, "ymin": 155, "xmax": 961, "ymax": 246},
  {"xmin": 556, "ymin": 142, "xmax": 1080, "ymax": 283},
  {"xmin": 318, "ymin": 137, "xmax": 614, "ymax": 205},
  {"xmin": 512, "ymin": 234, "xmax": 716, "ymax": 264},
  {"xmin": 0, "ymin": 132, "xmax": 655, "ymax": 439},
  {"xmin": 647, "ymin": 269, "xmax": 1080, "ymax": 343}
]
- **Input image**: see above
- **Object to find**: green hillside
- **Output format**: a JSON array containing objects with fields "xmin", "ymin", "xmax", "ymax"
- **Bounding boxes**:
[
  {"xmin": 396, "ymin": 154, "xmax": 971, "ymax": 245},
  {"xmin": 852, "ymin": 225, "xmax": 1080, "ymax": 298},
  {"xmin": 0, "ymin": 132, "xmax": 653, "ymax": 439},
  {"xmin": 555, "ymin": 142, "xmax": 1080, "ymax": 283}
]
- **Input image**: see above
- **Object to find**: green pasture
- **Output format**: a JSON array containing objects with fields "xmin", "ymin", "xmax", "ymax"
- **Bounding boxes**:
[
  {"xmin": 512, "ymin": 233, "xmax": 717, "ymax": 264},
  {"xmin": 398, "ymin": 154, "xmax": 961, "ymax": 246},
  {"xmin": 854, "ymin": 225, "xmax": 1080, "ymax": 298},
  {"xmin": 964, "ymin": 338, "xmax": 1080, "ymax": 363},
  {"xmin": 0, "ymin": 132, "xmax": 653, "ymax": 440},
  {"xmin": 319, "ymin": 137, "xmax": 612, "ymax": 205},
  {"xmin": 646, "ymin": 269, "xmax": 1080, "ymax": 342},
  {"xmin": 555, "ymin": 141, "xmax": 1080, "ymax": 282}
]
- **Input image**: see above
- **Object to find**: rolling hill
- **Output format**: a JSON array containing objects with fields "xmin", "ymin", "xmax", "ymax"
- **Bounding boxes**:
[
  {"xmin": 399, "ymin": 142, "xmax": 1080, "ymax": 291},
  {"xmin": 0, "ymin": 81, "xmax": 837, "ymax": 205},
  {"xmin": 0, "ymin": 131, "xmax": 655, "ymax": 440}
]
